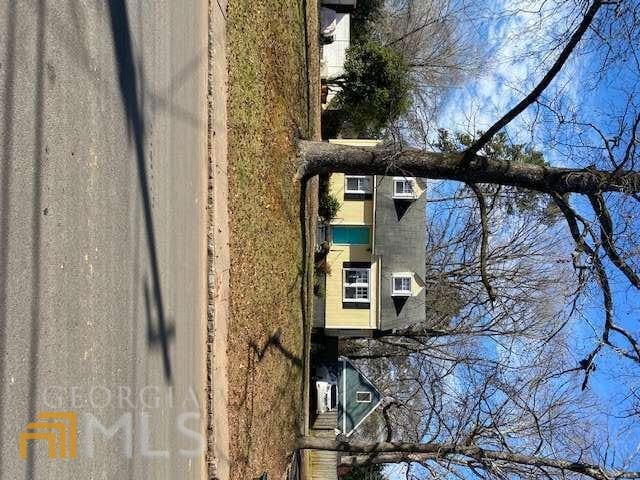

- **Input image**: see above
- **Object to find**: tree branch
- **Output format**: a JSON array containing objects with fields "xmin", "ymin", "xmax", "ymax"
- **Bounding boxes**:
[
  {"xmin": 588, "ymin": 193, "xmax": 640, "ymax": 289},
  {"xmin": 386, "ymin": 17, "xmax": 440, "ymax": 47},
  {"xmin": 297, "ymin": 437, "xmax": 640, "ymax": 479},
  {"xmin": 468, "ymin": 183, "xmax": 496, "ymax": 303},
  {"xmin": 553, "ymin": 193, "xmax": 640, "ymax": 374},
  {"xmin": 296, "ymin": 140, "xmax": 640, "ymax": 195},
  {"xmin": 465, "ymin": 0, "xmax": 605, "ymax": 157}
]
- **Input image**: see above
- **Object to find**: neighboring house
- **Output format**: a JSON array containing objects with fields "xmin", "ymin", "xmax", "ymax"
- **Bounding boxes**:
[
  {"xmin": 317, "ymin": 139, "xmax": 427, "ymax": 338},
  {"xmin": 338, "ymin": 357, "xmax": 382, "ymax": 436},
  {"xmin": 314, "ymin": 357, "xmax": 383, "ymax": 437},
  {"xmin": 320, "ymin": 11, "xmax": 350, "ymax": 107},
  {"xmin": 321, "ymin": 0, "xmax": 357, "ymax": 12}
]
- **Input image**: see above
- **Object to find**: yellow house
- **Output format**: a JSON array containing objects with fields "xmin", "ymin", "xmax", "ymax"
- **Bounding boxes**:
[{"xmin": 317, "ymin": 139, "xmax": 427, "ymax": 338}]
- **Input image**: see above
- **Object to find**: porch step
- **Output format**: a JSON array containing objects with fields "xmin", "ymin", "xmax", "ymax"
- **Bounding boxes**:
[{"xmin": 312, "ymin": 410, "xmax": 338, "ymax": 430}]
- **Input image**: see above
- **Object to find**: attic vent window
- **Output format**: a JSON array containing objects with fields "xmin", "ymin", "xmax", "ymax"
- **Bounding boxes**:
[
  {"xmin": 356, "ymin": 391, "xmax": 372, "ymax": 403},
  {"xmin": 392, "ymin": 274, "xmax": 412, "ymax": 297},
  {"xmin": 345, "ymin": 175, "xmax": 372, "ymax": 194},
  {"xmin": 393, "ymin": 177, "xmax": 416, "ymax": 199}
]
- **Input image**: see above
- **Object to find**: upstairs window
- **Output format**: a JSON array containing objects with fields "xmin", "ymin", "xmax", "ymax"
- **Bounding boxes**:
[
  {"xmin": 345, "ymin": 175, "xmax": 372, "ymax": 194},
  {"xmin": 345, "ymin": 175, "xmax": 373, "ymax": 198},
  {"xmin": 393, "ymin": 177, "xmax": 416, "ymax": 199},
  {"xmin": 392, "ymin": 274, "xmax": 412, "ymax": 296},
  {"xmin": 343, "ymin": 268, "xmax": 370, "ymax": 302}
]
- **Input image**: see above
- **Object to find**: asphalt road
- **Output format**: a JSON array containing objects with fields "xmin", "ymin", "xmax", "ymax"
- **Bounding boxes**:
[{"xmin": 0, "ymin": 1, "xmax": 208, "ymax": 478}]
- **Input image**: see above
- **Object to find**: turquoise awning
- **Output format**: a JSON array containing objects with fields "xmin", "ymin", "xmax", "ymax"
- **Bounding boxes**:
[{"xmin": 331, "ymin": 226, "xmax": 370, "ymax": 245}]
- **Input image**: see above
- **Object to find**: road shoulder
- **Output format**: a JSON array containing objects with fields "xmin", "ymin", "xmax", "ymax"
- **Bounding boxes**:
[{"xmin": 207, "ymin": 0, "xmax": 230, "ymax": 479}]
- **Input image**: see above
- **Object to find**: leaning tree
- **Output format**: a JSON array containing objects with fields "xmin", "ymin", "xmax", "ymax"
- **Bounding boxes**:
[
  {"xmin": 298, "ymin": 0, "xmax": 640, "ymax": 477},
  {"xmin": 299, "ymin": 0, "xmax": 640, "ymax": 369}
]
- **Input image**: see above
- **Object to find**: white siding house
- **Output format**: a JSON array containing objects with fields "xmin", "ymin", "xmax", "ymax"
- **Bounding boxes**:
[{"xmin": 321, "ymin": 13, "xmax": 350, "ymax": 106}]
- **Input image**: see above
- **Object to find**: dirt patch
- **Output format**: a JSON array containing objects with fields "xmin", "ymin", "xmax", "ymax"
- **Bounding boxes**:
[
  {"xmin": 206, "ymin": 0, "xmax": 230, "ymax": 479},
  {"xmin": 225, "ymin": 0, "xmax": 319, "ymax": 479},
  {"xmin": 301, "ymin": 0, "xmax": 321, "ymax": 440}
]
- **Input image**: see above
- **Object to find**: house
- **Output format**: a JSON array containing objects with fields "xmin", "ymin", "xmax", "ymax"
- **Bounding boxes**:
[
  {"xmin": 313, "ymin": 357, "xmax": 383, "ymax": 437},
  {"xmin": 316, "ymin": 139, "xmax": 427, "ymax": 338},
  {"xmin": 320, "ymin": 9, "xmax": 350, "ymax": 107},
  {"xmin": 321, "ymin": 0, "xmax": 357, "ymax": 12},
  {"xmin": 306, "ymin": 354, "xmax": 382, "ymax": 480},
  {"xmin": 337, "ymin": 357, "xmax": 382, "ymax": 436}
]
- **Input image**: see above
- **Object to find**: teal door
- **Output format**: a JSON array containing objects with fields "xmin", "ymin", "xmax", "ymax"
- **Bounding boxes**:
[{"xmin": 331, "ymin": 226, "xmax": 370, "ymax": 245}]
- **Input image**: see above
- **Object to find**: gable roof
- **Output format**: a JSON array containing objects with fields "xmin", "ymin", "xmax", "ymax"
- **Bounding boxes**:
[{"xmin": 338, "ymin": 357, "xmax": 382, "ymax": 436}]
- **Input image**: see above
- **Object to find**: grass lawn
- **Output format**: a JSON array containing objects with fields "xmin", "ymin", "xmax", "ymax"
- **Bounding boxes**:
[{"xmin": 226, "ymin": 0, "xmax": 317, "ymax": 478}]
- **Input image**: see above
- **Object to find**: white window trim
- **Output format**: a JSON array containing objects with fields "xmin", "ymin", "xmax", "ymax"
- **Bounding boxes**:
[
  {"xmin": 356, "ymin": 391, "xmax": 372, "ymax": 403},
  {"xmin": 343, "ymin": 268, "xmax": 371, "ymax": 303},
  {"xmin": 392, "ymin": 176, "xmax": 416, "ymax": 199},
  {"xmin": 345, "ymin": 175, "xmax": 372, "ymax": 194},
  {"xmin": 391, "ymin": 273, "xmax": 413, "ymax": 297}
]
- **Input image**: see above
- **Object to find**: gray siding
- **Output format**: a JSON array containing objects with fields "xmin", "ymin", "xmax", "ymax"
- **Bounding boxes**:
[
  {"xmin": 317, "ymin": 359, "xmax": 382, "ymax": 436},
  {"xmin": 374, "ymin": 177, "xmax": 427, "ymax": 331},
  {"xmin": 338, "ymin": 359, "xmax": 382, "ymax": 435}
]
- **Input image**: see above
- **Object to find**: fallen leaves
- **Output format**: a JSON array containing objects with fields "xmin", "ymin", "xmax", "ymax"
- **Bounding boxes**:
[{"xmin": 226, "ymin": 0, "xmax": 310, "ymax": 479}]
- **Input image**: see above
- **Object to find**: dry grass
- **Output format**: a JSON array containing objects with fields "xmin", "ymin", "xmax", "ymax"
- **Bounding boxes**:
[{"xmin": 226, "ymin": 0, "xmax": 316, "ymax": 478}]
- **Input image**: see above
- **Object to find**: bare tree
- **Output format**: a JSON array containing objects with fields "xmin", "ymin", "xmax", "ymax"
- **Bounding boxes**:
[
  {"xmin": 376, "ymin": 0, "xmax": 485, "ymax": 143},
  {"xmin": 301, "ymin": 0, "xmax": 640, "ymax": 364},
  {"xmin": 299, "ymin": 437, "xmax": 640, "ymax": 480},
  {"xmin": 338, "ymin": 190, "xmax": 574, "ymax": 346},
  {"xmin": 380, "ymin": 0, "xmax": 482, "ymax": 86},
  {"xmin": 308, "ymin": 324, "xmax": 636, "ymax": 479},
  {"xmin": 300, "ymin": 1, "xmax": 640, "ymax": 477}
]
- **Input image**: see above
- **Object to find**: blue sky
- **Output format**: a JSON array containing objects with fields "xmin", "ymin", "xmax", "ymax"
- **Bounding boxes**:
[
  {"xmin": 386, "ymin": 0, "xmax": 640, "ymax": 478},
  {"xmin": 436, "ymin": 0, "xmax": 640, "ymax": 374}
]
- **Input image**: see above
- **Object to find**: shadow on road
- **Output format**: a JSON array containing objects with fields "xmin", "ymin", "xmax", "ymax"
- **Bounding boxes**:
[
  {"xmin": 0, "ymin": 0, "xmax": 17, "ymax": 476},
  {"xmin": 144, "ymin": 280, "xmax": 176, "ymax": 358},
  {"xmin": 107, "ymin": 0, "xmax": 174, "ymax": 383},
  {"xmin": 0, "ymin": 2, "xmax": 199, "ymax": 476},
  {"xmin": 24, "ymin": 1, "xmax": 47, "ymax": 478}
]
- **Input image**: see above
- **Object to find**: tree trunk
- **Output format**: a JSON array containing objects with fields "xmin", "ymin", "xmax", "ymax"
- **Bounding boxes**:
[
  {"xmin": 296, "ymin": 437, "xmax": 640, "ymax": 480},
  {"xmin": 296, "ymin": 140, "xmax": 640, "ymax": 195}
]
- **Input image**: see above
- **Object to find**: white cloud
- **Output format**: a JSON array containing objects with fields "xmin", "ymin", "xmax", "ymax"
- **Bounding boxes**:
[
  {"xmin": 384, "ymin": 463, "xmax": 408, "ymax": 479},
  {"xmin": 437, "ymin": 0, "xmax": 587, "ymax": 148}
]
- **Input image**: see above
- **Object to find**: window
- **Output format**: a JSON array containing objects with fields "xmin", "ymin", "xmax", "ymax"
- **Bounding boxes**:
[
  {"xmin": 345, "ymin": 175, "xmax": 372, "ymax": 194},
  {"xmin": 356, "ymin": 391, "xmax": 372, "ymax": 403},
  {"xmin": 343, "ymin": 268, "xmax": 370, "ymax": 302},
  {"xmin": 392, "ymin": 273, "xmax": 412, "ymax": 296},
  {"xmin": 332, "ymin": 226, "xmax": 370, "ymax": 245},
  {"xmin": 393, "ymin": 177, "xmax": 416, "ymax": 199}
]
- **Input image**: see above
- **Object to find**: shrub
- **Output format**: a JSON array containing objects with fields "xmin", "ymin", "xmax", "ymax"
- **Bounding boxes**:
[
  {"xmin": 333, "ymin": 39, "xmax": 412, "ymax": 136},
  {"xmin": 319, "ymin": 193, "xmax": 341, "ymax": 223},
  {"xmin": 318, "ymin": 174, "xmax": 341, "ymax": 222},
  {"xmin": 315, "ymin": 259, "xmax": 332, "ymax": 276}
]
